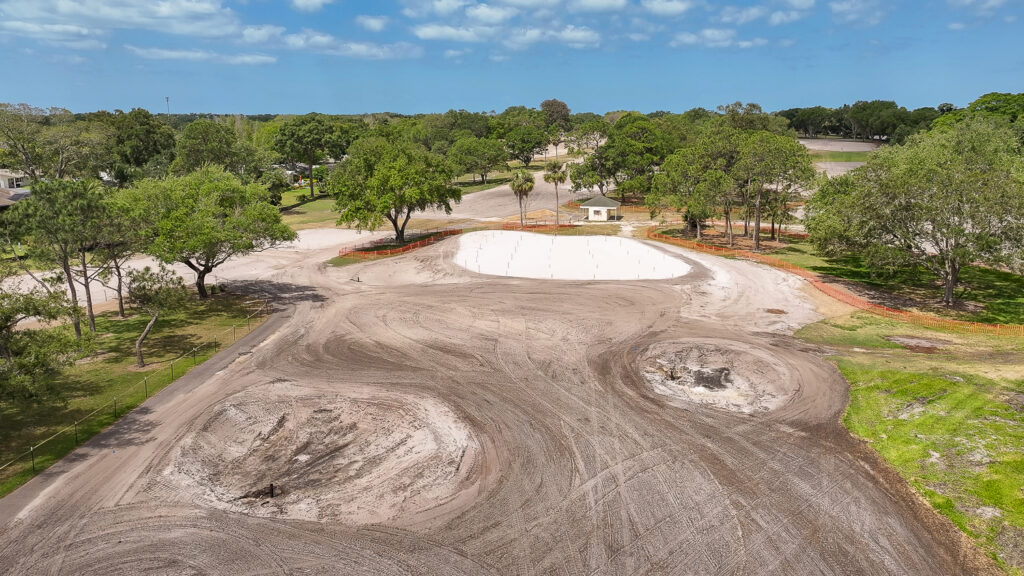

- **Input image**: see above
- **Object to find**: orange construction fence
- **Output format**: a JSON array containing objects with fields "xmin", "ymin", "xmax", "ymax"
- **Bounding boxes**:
[
  {"xmin": 338, "ymin": 229, "xmax": 464, "ymax": 259},
  {"xmin": 646, "ymin": 228, "xmax": 1024, "ymax": 338}
]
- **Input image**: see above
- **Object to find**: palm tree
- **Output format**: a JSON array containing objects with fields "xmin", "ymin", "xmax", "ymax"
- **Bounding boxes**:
[
  {"xmin": 509, "ymin": 169, "xmax": 534, "ymax": 228},
  {"xmin": 543, "ymin": 161, "xmax": 567, "ymax": 227}
]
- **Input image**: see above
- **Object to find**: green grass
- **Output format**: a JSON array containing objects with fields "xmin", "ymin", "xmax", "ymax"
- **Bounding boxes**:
[
  {"xmin": 808, "ymin": 150, "xmax": 873, "ymax": 162},
  {"xmin": 797, "ymin": 314, "xmax": 1024, "ymax": 574},
  {"xmin": 0, "ymin": 295, "xmax": 265, "ymax": 498},
  {"xmin": 280, "ymin": 198, "xmax": 337, "ymax": 230},
  {"xmin": 772, "ymin": 241, "xmax": 1024, "ymax": 325},
  {"xmin": 529, "ymin": 224, "xmax": 622, "ymax": 236}
]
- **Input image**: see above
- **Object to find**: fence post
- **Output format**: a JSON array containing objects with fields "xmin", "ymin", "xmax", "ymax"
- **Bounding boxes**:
[
  {"xmin": 30, "ymin": 446, "xmax": 35, "ymax": 472},
  {"xmin": 113, "ymin": 397, "xmax": 117, "ymax": 418},
  {"xmin": 170, "ymin": 361, "xmax": 174, "ymax": 380},
  {"xmin": 233, "ymin": 325, "xmax": 236, "ymax": 342},
  {"xmin": 144, "ymin": 377, "xmax": 148, "ymax": 398},
  {"xmin": 74, "ymin": 421, "xmax": 78, "ymax": 444},
  {"xmin": 193, "ymin": 348, "xmax": 197, "ymax": 366}
]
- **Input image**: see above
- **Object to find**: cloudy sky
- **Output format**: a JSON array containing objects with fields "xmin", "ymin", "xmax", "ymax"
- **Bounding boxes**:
[{"xmin": 0, "ymin": 0, "xmax": 1021, "ymax": 114}]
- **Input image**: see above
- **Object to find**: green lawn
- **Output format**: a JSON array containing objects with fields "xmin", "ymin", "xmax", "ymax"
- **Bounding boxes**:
[
  {"xmin": 797, "ymin": 313, "xmax": 1024, "ymax": 574},
  {"xmin": 280, "ymin": 198, "xmax": 337, "ymax": 230},
  {"xmin": 772, "ymin": 241, "xmax": 1024, "ymax": 324},
  {"xmin": 808, "ymin": 150, "xmax": 873, "ymax": 162},
  {"xmin": 0, "ymin": 295, "xmax": 265, "ymax": 498}
]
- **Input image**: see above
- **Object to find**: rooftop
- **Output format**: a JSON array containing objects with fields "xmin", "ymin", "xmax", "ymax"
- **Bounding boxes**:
[{"xmin": 580, "ymin": 195, "xmax": 621, "ymax": 209}]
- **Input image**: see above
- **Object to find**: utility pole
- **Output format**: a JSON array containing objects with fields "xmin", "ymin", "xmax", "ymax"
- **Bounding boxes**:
[{"xmin": 165, "ymin": 96, "xmax": 170, "ymax": 114}]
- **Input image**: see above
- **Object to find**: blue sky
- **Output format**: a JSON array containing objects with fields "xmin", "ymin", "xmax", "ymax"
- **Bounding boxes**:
[{"xmin": 0, "ymin": 0, "xmax": 1021, "ymax": 115}]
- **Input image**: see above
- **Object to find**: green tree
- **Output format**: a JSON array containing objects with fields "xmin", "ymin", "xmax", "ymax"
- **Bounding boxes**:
[
  {"xmin": 448, "ymin": 137, "xmax": 507, "ymax": 183},
  {"xmin": 274, "ymin": 113, "xmax": 348, "ymax": 197},
  {"xmin": 543, "ymin": 161, "xmax": 567, "ymax": 226},
  {"xmin": 505, "ymin": 125, "xmax": 548, "ymax": 167},
  {"xmin": 127, "ymin": 265, "xmax": 188, "ymax": 368},
  {"xmin": 329, "ymin": 138, "xmax": 460, "ymax": 243},
  {"xmin": 807, "ymin": 117, "xmax": 1024, "ymax": 305},
  {"xmin": 734, "ymin": 132, "xmax": 814, "ymax": 250},
  {"xmin": 601, "ymin": 112, "xmax": 668, "ymax": 202},
  {"xmin": 3, "ymin": 179, "xmax": 107, "ymax": 337},
  {"xmin": 94, "ymin": 191, "xmax": 148, "ymax": 318},
  {"xmin": 170, "ymin": 119, "xmax": 238, "ymax": 175},
  {"xmin": 104, "ymin": 108, "xmax": 177, "ymax": 185},
  {"xmin": 509, "ymin": 169, "xmax": 535, "ymax": 228},
  {"xmin": 132, "ymin": 167, "xmax": 296, "ymax": 298},
  {"xmin": 541, "ymin": 99, "xmax": 571, "ymax": 132},
  {"xmin": 0, "ymin": 267, "xmax": 77, "ymax": 404}
]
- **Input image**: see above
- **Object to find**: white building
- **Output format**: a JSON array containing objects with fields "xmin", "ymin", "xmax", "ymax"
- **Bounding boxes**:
[
  {"xmin": 580, "ymin": 195, "xmax": 621, "ymax": 222},
  {"xmin": 0, "ymin": 169, "xmax": 26, "ymax": 190}
]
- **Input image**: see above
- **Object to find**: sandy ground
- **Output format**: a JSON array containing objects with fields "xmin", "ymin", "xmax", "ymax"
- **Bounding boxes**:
[
  {"xmin": 816, "ymin": 161, "xmax": 866, "ymax": 177},
  {"xmin": 0, "ymin": 228, "xmax": 999, "ymax": 574},
  {"xmin": 427, "ymin": 170, "xmax": 592, "ymax": 222},
  {"xmin": 799, "ymin": 138, "xmax": 881, "ymax": 152},
  {"xmin": 455, "ymin": 231, "xmax": 690, "ymax": 280}
]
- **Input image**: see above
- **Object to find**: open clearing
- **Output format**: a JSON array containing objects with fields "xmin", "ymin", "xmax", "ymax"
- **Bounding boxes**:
[{"xmin": 0, "ymin": 230, "xmax": 1001, "ymax": 575}]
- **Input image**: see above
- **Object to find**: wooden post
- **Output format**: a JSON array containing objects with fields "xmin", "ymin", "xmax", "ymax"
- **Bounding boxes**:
[{"xmin": 30, "ymin": 446, "xmax": 35, "ymax": 472}]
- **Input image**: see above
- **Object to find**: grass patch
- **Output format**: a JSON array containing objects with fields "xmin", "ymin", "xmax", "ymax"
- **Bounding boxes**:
[
  {"xmin": 808, "ymin": 150, "xmax": 873, "ymax": 162},
  {"xmin": 0, "ymin": 295, "xmax": 265, "ymax": 498},
  {"xmin": 797, "ymin": 314, "xmax": 1024, "ymax": 574},
  {"xmin": 281, "ymin": 198, "xmax": 337, "ymax": 230},
  {"xmin": 773, "ymin": 241, "xmax": 1024, "ymax": 325},
  {"xmin": 529, "ymin": 224, "xmax": 622, "ymax": 236}
]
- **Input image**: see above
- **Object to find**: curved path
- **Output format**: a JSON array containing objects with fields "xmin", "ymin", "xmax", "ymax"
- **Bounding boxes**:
[{"xmin": 0, "ymin": 238, "xmax": 998, "ymax": 575}]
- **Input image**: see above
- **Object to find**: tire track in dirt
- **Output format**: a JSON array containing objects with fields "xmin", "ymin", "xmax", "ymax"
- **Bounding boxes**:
[{"xmin": 0, "ymin": 239, "xmax": 1001, "ymax": 575}]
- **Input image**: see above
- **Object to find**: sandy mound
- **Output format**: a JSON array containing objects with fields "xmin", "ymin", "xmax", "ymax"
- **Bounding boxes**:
[
  {"xmin": 165, "ymin": 381, "xmax": 482, "ymax": 524},
  {"xmin": 641, "ymin": 341, "xmax": 794, "ymax": 414},
  {"xmin": 454, "ymin": 230, "xmax": 690, "ymax": 280}
]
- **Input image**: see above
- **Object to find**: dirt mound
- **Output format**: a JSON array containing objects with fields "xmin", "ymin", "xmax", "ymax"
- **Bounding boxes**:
[
  {"xmin": 641, "ymin": 340, "xmax": 795, "ymax": 414},
  {"xmin": 165, "ymin": 381, "xmax": 482, "ymax": 525}
]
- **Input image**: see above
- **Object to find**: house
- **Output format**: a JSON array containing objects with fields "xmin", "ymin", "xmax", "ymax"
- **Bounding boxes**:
[
  {"xmin": 0, "ymin": 187, "xmax": 30, "ymax": 211},
  {"xmin": 0, "ymin": 169, "xmax": 27, "ymax": 190},
  {"xmin": 580, "ymin": 195, "xmax": 621, "ymax": 222}
]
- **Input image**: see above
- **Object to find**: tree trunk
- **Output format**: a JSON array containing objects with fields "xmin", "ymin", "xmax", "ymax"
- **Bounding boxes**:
[
  {"xmin": 195, "ymin": 271, "xmax": 209, "ymax": 299},
  {"xmin": 79, "ymin": 251, "xmax": 96, "ymax": 333},
  {"xmin": 696, "ymin": 218, "xmax": 702, "ymax": 240},
  {"xmin": 308, "ymin": 153, "xmax": 316, "ymax": 197},
  {"xmin": 397, "ymin": 210, "xmax": 412, "ymax": 243},
  {"xmin": 554, "ymin": 184, "xmax": 559, "ymax": 227},
  {"xmin": 135, "ymin": 312, "xmax": 159, "ymax": 368},
  {"xmin": 943, "ymin": 261, "xmax": 961, "ymax": 306},
  {"xmin": 725, "ymin": 210, "xmax": 734, "ymax": 246},
  {"xmin": 770, "ymin": 213, "xmax": 777, "ymax": 241},
  {"xmin": 519, "ymin": 195, "xmax": 525, "ymax": 228},
  {"xmin": 114, "ymin": 260, "xmax": 126, "ymax": 318},
  {"xmin": 753, "ymin": 189, "xmax": 763, "ymax": 252},
  {"xmin": 62, "ymin": 258, "xmax": 82, "ymax": 339}
]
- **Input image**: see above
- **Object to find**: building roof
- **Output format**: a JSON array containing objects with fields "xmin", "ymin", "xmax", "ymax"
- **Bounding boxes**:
[
  {"xmin": 580, "ymin": 195, "xmax": 621, "ymax": 209},
  {"xmin": 0, "ymin": 188, "xmax": 29, "ymax": 208}
]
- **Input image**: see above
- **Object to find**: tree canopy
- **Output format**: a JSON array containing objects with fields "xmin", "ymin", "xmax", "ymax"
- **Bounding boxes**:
[
  {"xmin": 131, "ymin": 167, "xmax": 296, "ymax": 297},
  {"xmin": 807, "ymin": 117, "xmax": 1024, "ymax": 305},
  {"xmin": 329, "ymin": 138, "xmax": 460, "ymax": 242}
]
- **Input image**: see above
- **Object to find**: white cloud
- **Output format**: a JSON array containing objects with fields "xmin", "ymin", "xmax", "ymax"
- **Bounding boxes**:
[
  {"xmin": 444, "ymin": 48, "xmax": 471, "ymax": 58},
  {"xmin": 719, "ymin": 5, "xmax": 769, "ymax": 25},
  {"xmin": 829, "ymin": 0, "xmax": 885, "ymax": 26},
  {"xmin": 641, "ymin": 0, "xmax": 696, "ymax": 16},
  {"xmin": 503, "ymin": 26, "xmax": 547, "ymax": 49},
  {"xmin": 355, "ymin": 15, "xmax": 390, "ymax": 32},
  {"xmin": 290, "ymin": 0, "xmax": 335, "ymax": 11},
  {"xmin": 947, "ymin": 21, "xmax": 966, "ymax": 29},
  {"xmin": 467, "ymin": 4, "xmax": 519, "ymax": 23},
  {"xmin": 401, "ymin": 0, "xmax": 471, "ymax": 17},
  {"xmin": 552, "ymin": 25, "xmax": 601, "ymax": 47},
  {"xmin": 413, "ymin": 24, "xmax": 494, "ymax": 41},
  {"xmin": 948, "ymin": 0, "xmax": 1007, "ymax": 13},
  {"xmin": 0, "ymin": 0, "xmax": 241, "ymax": 38},
  {"xmin": 785, "ymin": 0, "xmax": 815, "ymax": 8},
  {"xmin": 242, "ymin": 25, "xmax": 285, "ymax": 44},
  {"xmin": 769, "ymin": 10, "xmax": 806, "ymax": 24},
  {"xmin": 670, "ymin": 27, "xmax": 767, "ymax": 48},
  {"xmin": 0, "ymin": 20, "xmax": 106, "ymax": 49},
  {"xmin": 568, "ymin": 0, "xmax": 627, "ymax": 11},
  {"xmin": 277, "ymin": 29, "xmax": 423, "ymax": 59},
  {"xmin": 671, "ymin": 28, "xmax": 736, "ymax": 47},
  {"xmin": 125, "ymin": 44, "xmax": 276, "ymax": 64}
]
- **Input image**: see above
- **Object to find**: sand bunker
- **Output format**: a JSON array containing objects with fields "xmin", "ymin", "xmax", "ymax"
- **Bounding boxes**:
[
  {"xmin": 641, "ymin": 341, "xmax": 794, "ymax": 414},
  {"xmin": 165, "ymin": 381, "xmax": 482, "ymax": 525},
  {"xmin": 454, "ymin": 230, "xmax": 691, "ymax": 280}
]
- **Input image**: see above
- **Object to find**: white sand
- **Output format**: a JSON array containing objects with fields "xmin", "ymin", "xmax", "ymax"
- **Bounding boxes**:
[{"xmin": 454, "ymin": 230, "xmax": 690, "ymax": 280}]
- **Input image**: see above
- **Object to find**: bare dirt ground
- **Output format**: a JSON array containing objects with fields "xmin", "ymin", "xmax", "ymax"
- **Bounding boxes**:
[
  {"xmin": 0, "ymin": 229, "xmax": 1000, "ymax": 574},
  {"xmin": 815, "ymin": 161, "xmax": 867, "ymax": 177},
  {"xmin": 799, "ymin": 138, "xmax": 881, "ymax": 152}
]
